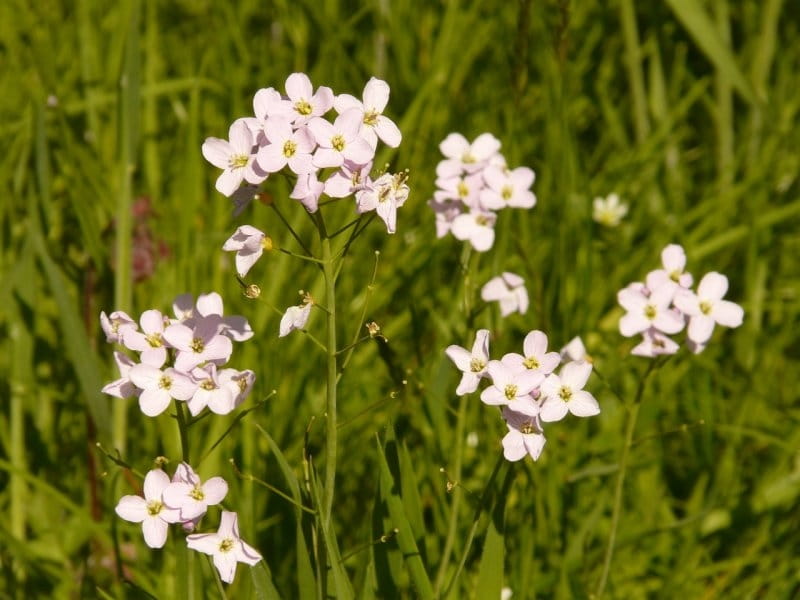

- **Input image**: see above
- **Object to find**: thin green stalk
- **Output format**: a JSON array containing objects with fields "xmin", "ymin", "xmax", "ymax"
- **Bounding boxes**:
[
  {"xmin": 319, "ymin": 215, "xmax": 339, "ymax": 526},
  {"xmin": 442, "ymin": 453, "xmax": 507, "ymax": 598},
  {"xmin": 596, "ymin": 360, "xmax": 659, "ymax": 598},
  {"xmin": 175, "ymin": 401, "xmax": 191, "ymax": 463},
  {"xmin": 619, "ymin": 0, "xmax": 650, "ymax": 143}
]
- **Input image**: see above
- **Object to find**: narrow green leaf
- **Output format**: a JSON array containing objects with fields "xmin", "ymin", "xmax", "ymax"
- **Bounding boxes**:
[
  {"xmin": 664, "ymin": 0, "xmax": 759, "ymax": 104},
  {"xmin": 251, "ymin": 561, "xmax": 282, "ymax": 600},
  {"xmin": 475, "ymin": 512, "xmax": 504, "ymax": 600}
]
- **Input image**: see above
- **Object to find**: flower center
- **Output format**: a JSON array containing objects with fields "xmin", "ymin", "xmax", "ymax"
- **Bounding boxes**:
[
  {"xmin": 200, "ymin": 379, "xmax": 216, "ymax": 391},
  {"xmin": 669, "ymin": 269, "xmax": 682, "ymax": 282},
  {"xmin": 282, "ymin": 140, "xmax": 297, "ymax": 157},
  {"xmin": 644, "ymin": 304, "xmax": 657, "ymax": 319},
  {"xmin": 475, "ymin": 215, "xmax": 489, "ymax": 226},
  {"xmin": 219, "ymin": 538, "xmax": 235, "ymax": 553},
  {"xmin": 190, "ymin": 337, "xmax": 205, "ymax": 354},
  {"xmin": 461, "ymin": 152, "xmax": 475, "ymax": 164},
  {"xmin": 146, "ymin": 500, "xmax": 164, "ymax": 516},
  {"xmin": 331, "ymin": 134, "xmax": 346, "ymax": 152},
  {"xmin": 522, "ymin": 356, "xmax": 540, "ymax": 370},
  {"xmin": 229, "ymin": 154, "xmax": 249, "ymax": 169},
  {"xmin": 558, "ymin": 385, "xmax": 572, "ymax": 401},
  {"xmin": 189, "ymin": 485, "xmax": 205, "ymax": 501},
  {"xmin": 363, "ymin": 110, "xmax": 379, "ymax": 126},
  {"xmin": 145, "ymin": 332, "xmax": 163, "ymax": 348},
  {"xmin": 158, "ymin": 375, "xmax": 172, "ymax": 390},
  {"xmin": 469, "ymin": 358, "xmax": 485, "ymax": 373},
  {"xmin": 294, "ymin": 100, "xmax": 312, "ymax": 116},
  {"xmin": 504, "ymin": 384, "xmax": 518, "ymax": 400},
  {"xmin": 501, "ymin": 185, "xmax": 513, "ymax": 200},
  {"xmin": 457, "ymin": 182, "xmax": 469, "ymax": 198},
  {"xmin": 521, "ymin": 423, "xmax": 537, "ymax": 435},
  {"xmin": 237, "ymin": 377, "xmax": 248, "ymax": 393},
  {"xmin": 699, "ymin": 300, "xmax": 713, "ymax": 315}
]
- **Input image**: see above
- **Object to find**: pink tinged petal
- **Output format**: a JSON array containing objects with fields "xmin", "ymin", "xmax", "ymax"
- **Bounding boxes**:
[
  {"xmin": 502, "ymin": 272, "xmax": 524, "ymax": 287},
  {"xmin": 167, "ymin": 371, "xmax": 198, "ymax": 401},
  {"xmin": 334, "ymin": 93, "xmax": 362, "ymax": 113},
  {"xmin": 214, "ymin": 553, "xmax": 238, "ymax": 584},
  {"xmin": 186, "ymin": 392, "xmax": 209, "ymax": 417},
  {"xmin": 102, "ymin": 377, "xmax": 137, "ymax": 399},
  {"xmin": 498, "ymin": 296, "xmax": 518, "ymax": 317},
  {"xmin": 313, "ymin": 148, "xmax": 344, "ymax": 168},
  {"xmin": 208, "ymin": 387, "xmax": 236, "ymax": 414},
  {"xmin": 144, "ymin": 469, "xmax": 171, "ymax": 500},
  {"xmin": 522, "ymin": 433, "xmax": 546, "ymax": 461},
  {"xmin": 202, "ymin": 138, "xmax": 232, "ymax": 169},
  {"xmin": 481, "ymin": 277, "xmax": 508, "ymax": 301},
  {"xmin": 307, "ymin": 117, "xmax": 336, "ymax": 146},
  {"xmin": 139, "ymin": 388, "xmax": 172, "ymax": 416},
  {"xmin": 311, "ymin": 86, "xmax": 334, "ymax": 114},
  {"xmin": 568, "ymin": 390, "xmax": 600, "ymax": 417},
  {"xmin": 673, "ymin": 289, "xmax": 700, "ymax": 315},
  {"xmin": 140, "ymin": 310, "xmax": 165, "ymax": 334},
  {"xmin": 288, "ymin": 153, "xmax": 316, "ymax": 175},
  {"xmin": 215, "ymin": 169, "xmax": 244, "ymax": 197},
  {"xmin": 539, "ymin": 398, "xmax": 569, "ymax": 423},
  {"xmin": 482, "ymin": 166, "xmax": 505, "ymax": 191},
  {"xmin": 631, "ymin": 337, "xmax": 657, "ymax": 357},
  {"xmin": 187, "ymin": 532, "xmax": 221, "ymax": 555},
  {"xmin": 196, "ymin": 292, "xmax": 224, "ymax": 317},
  {"xmin": 539, "ymin": 353, "xmax": 561, "ymax": 374},
  {"xmin": 470, "ymin": 133, "xmax": 501, "ymax": 160},
  {"xmin": 516, "ymin": 371, "xmax": 545, "ymax": 395},
  {"xmin": 203, "ymin": 335, "xmax": 233, "ymax": 363},
  {"xmin": 652, "ymin": 310, "xmax": 685, "ymax": 334},
  {"xmin": 202, "ymin": 477, "xmax": 229, "ymax": 506},
  {"xmin": 713, "ymin": 300, "xmax": 744, "ymax": 328},
  {"xmin": 506, "ymin": 398, "xmax": 539, "ymax": 417},
  {"xmin": 471, "ymin": 226, "xmax": 495, "ymax": 252},
  {"xmin": 472, "ymin": 329, "xmax": 490, "ymax": 360},
  {"xmin": 560, "ymin": 361, "xmax": 592, "ymax": 390},
  {"xmin": 561, "ymin": 337, "xmax": 586, "ymax": 361},
  {"xmin": 374, "ymin": 116, "xmax": 401, "ymax": 147},
  {"xmin": 219, "ymin": 511, "xmax": 238, "ymax": 538},
  {"xmin": 142, "ymin": 516, "xmax": 169, "ymax": 548},
  {"xmin": 264, "ymin": 116, "xmax": 293, "ymax": 143},
  {"xmin": 129, "ymin": 364, "xmax": 163, "ymax": 390},
  {"xmin": 455, "ymin": 372, "xmax": 481, "ymax": 396},
  {"xmin": 688, "ymin": 315, "xmax": 716, "ymax": 344},
  {"xmin": 502, "ymin": 430, "xmax": 527, "ymax": 462},
  {"xmin": 449, "ymin": 214, "xmax": 476, "ymax": 241},
  {"xmin": 228, "ymin": 119, "xmax": 253, "ymax": 154},
  {"xmin": 363, "ymin": 77, "xmax": 390, "ymax": 112},
  {"xmin": 515, "ymin": 288, "xmax": 529, "ymax": 314},
  {"xmin": 508, "ymin": 190, "xmax": 536, "ymax": 209},
  {"xmin": 501, "ymin": 353, "xmax": 526, "ymax": 373},
  {"xmin": 698, "ymin": 272, "xmax": 729, "ymax": 300},
  {"xmin": 285, "ymin": 72, "xmax": 312, "ymax": 100},
  {"xmin": 649, "ymin": 284, "xmax": 676, "ymax": 309},
  {"xmin": 618, "ymin": 288, "xmax": 647, "ymax": 312},
  {"xmin": 620, "ymin": 313, "xmax": 650, "ymax": 337},
  {"xmin": 661, "ymin": 244, "xmax": 686, "ymax": 271},
  {"xmin": 486, "ymin": 361, "xmax": 512, "ymax": 387},
  {"xmin": 342, "ymin": 136, "xmax": 375, "ymax": 165},
  {"xmin": 235, "ymin": 248, "xmax": 264, "ymax": 276},
  {"xmin": 237, "ymin": 540, "xmax": 262, "ymax": 566},
  {"xmin": 163, "ymin": 322, "xmax": 193, "ymax": 351},
  {"xmin": 440, "ymin": 133, "xmax": 469, "ymax": 158},
  {"xmin": 510, "ymin": 166, "xmax": 535, "ymax": 189},
  {"xmin": 335, "ymin": 109, "xmax": 362, "ymax": 137},
  {"xmin": 436, "ymin": 159, "xmax": 463, "ymax": 179},
  {"xmin": 256, "ymin": 143, "xmax": 288, "ymax": 173},
  {"xmin": 162, "ymin": 482, "xmax": 193, "ymax": 509},
  {"xmin": 540, "ymin": 373, "xmax": 561, "ymax": 398},
  {"xmin": 445, "ymin": 345, "xmax": 472, "ymax": 371},
  {"xmin": 140, "ymin": 347, "xmax": 167, "ymax": 368},
  {"xmin": 116, "ymin": 495, "xmax": 147, "ymax": 523},
  {"xmin": 480, "ymin": 387, "xmax": 508, "ymax": 406}
]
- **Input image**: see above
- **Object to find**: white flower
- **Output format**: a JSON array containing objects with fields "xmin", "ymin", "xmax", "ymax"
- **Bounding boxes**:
[
  {"xmin": 481, "ymin": 272, "xmax": 528, "ymax": 316},
  {"xmin": 115, "ymin": 469, "xmax": 181, "ymax": 548},
  {"xmin": 539, "ymin": 361, "xmax": 600, "ymax": 422},
  {"xmin": 592, "ymin": 193, "xmax": 628, "ymax": 227},
  {"xmin": 673, "ymin": 272, "xmax": 744, "ymax": 346},
  {"xmin": 445, "ymin": 329, "xmax": 491, "ymax": 396},
  {"xmin": 222, "ymin": 225, "xmax": 271, "ymax": 277},
  {"xmin": 279, "ymin": 303, "xmax": 312, "ymax": 337},
  {"xmin": 186, "ymin": 511, "xmax": 261, "ymax": 584},
  {"xmin": 501, "ymin": 407, "xmax": 546, "ymax": 462}
]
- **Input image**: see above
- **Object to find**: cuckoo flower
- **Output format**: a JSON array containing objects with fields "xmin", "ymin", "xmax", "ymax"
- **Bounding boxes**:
[
  {"xmin": 308, "ymin": 108, "xmax": 374, "ymax": 168},
  {"xmin": 202, "ymin": 119, "xmax": 263, "ymax": 197},
  {"xmin": 164, "ymin": 317, "xmax": 234, "ymax": 372},
  {"xmin": 539, "ymin": 361, "xmax": 599, "ymax": 422},
  {"xmin": 334, "ymin": 77, "xmax": 402, "ymax": 148},
  {"xmin": 355, "ymin": 171, "xmax": 410, "ymax": 234},
  {"xmin": 219, "ymin": 368, "xmax": 256, "ymax": 412},
  {"xmin": 115, "ymin": 469, "xmax": 181, "ymax": 549},
  {"xmin": 437, "ymin": 132, "xmax": 502, "ymax": 177},
  {"xmin": 480, "ymin": 166, "xmax": 537, "ymax": 209},
  {"xmin": 618, "ymin": 284, "xmax": 684, "ymax": 337},
  {"xmin": 451, "ymin": 210, "xmax": 497, "ymax": 252},
  {"xmin": 163, "ymin": 463, "xmax": 228, "ymax": 521},
  {"xmin": 186, "ymin": 511, "xmax": 262, "ymax": 584},
  {"xmin": 122, "ymin": 309, "xmax": 170, "ymax": 367},
  {"xmin": 502, "ymin": 330, "xmax": 561, "ymax": 376},
  {"xmin": 481, "ymin": 272, "xmax": 529, "ymax": 316},
  {"xmin": 283, "ymin": 72, "xmax": 334, "ymax": 126},
  {"xmin": 501, "ymin": 407, "xmax": 546, "ymax": 462},
  {"xmin": 445, "ymin": 329, "xmax": 491, "ymax": 396},
  {"xmin": 324, "ymin": 159, "xmax": 373, "ymax": 198},
  {"xmin": 291, "ymin": 172, "xmax": 325, "ymax": 213},
  {"xmin": 645, "ymin": 244, "xmax": 693, "ymax": 296},
  {"xmin": 186, "ymin": 364, "xmax": 233, "ymax": 417},
  {"xmin": 255, "ymin": 117, "xmax": 316, "ymax": 175},
  {"xmin": 674, "ymin": 272, "xmax": 744, "ymax": 345},
  {"xmin": 102, "ymin": 351, "xmax": 139, "ymax": 399},
  {"xmin": 279, "ymin": 302, "xmax": 312, "ymax": 337},
  {"xmin": 100, "ymin": 310, "xmax": 137, "ymax": 344},
  {"xmin": 222, "ymin": 225, "xmax": 271, "ymax": 277},
  {"xmin": 631, "ymin": 328, "xmax": 680, "ymax": 357},
  {"xmin": 128, "ymin": 364, "xmax": 197, "ymax": 416},
  {"xmin": 481, "ymin": 360, "xmax": 544, "ymax": 417}
]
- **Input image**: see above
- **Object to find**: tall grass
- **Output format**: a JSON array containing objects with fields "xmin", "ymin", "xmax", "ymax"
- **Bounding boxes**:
[{"xmin": 1, "ymin": 0, "xmax": 799, "ymax": 597}]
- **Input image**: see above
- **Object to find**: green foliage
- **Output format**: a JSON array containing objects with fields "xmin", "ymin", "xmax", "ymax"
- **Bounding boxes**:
[{"xmin": 1, "ymin": 0, "xmax": 799, "ymax": 598}]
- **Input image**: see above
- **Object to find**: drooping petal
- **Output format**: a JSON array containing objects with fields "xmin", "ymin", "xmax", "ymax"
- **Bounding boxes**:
[
  {"xmin": 567, "ymin": 390, "xmax": 600, "ymax": 417},
  {"xmin": 142, "ymin": 516, "xmax": 169, "ymax": 549},
  {"xmin": 688, "ymin": 315, "xmax": 716, "ymax": 344},
  {"xmin": 539, "ymin": 398, "xmax": 569, "ymax": 422},
  {"xmin": 138, "ymin": 388, "xmax": 172, "ymax": 417},
  {"xmin": 502, "ymin": 430, "xmax": 527, "ymax": 461},
  {"xmin": 455, "ymin": 372, "xmax": 481, "ymax": 396},
  {"xmin": 445, "ymin": 345, "xmax": 472, "ymax": 371}
]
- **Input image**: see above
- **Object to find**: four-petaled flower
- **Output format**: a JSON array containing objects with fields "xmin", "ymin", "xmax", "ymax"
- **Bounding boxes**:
[
  {"xmin": 334, "ymin": 77, "xmax": 402, "ymax": 148},
  {"xmin": 501, "ymin": 407, "xmax": 546, "ymax": 462},
  {"xmin": 674, "ymin": 272, "xmax": 744, "ymax": 345},
  {"xmin": 481, "ymin": 272, "xmax": 529, "ymax": 316},
  {"xmin": 202, "ymin": 119, "xmax": 263, "ymax": 197},
  {"xmin": 222, "ymin": 225, "xmax": 272, "ymax": 277},
  {"xmin": 539, "ymin": 361, "xmax": 600, "ymax": 422},
  {"xmin": 115, "ymin": 469, "xmax": 181, "ymax": 548},
  {"xmin": 445, "ymin": 329, "xmax": 491, "ymax": 396},
  {"xmin": 163, "ymin": 463, "xmax": 229, "ymax": 521},
  {"xmin": 187, "ymin": 511, "xmax": 262, "ymax": 584}
]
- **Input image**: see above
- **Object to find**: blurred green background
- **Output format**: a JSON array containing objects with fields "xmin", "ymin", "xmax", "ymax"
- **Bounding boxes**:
[{"xmin": 1, "ymin": 0, "xmax": 799, "ymax": 597}]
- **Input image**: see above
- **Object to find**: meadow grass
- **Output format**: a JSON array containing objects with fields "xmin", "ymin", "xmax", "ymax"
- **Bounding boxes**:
[{"xmin": 1, "ymin": 0, "xmax": 799, "ymax": 598}]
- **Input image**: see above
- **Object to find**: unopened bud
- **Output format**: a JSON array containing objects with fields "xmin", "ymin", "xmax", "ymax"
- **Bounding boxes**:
[
  {"xmin": 244, "ymin": 284, "xmax": 261, "ymax": 299},
  {"xmin": 261, "ymin": 236, "xmax": 274, "ymax": 251}
]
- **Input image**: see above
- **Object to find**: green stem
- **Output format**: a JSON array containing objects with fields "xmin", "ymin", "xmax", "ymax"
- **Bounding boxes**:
[
  {"xmin": 175, "ymin": 401, "xmax": 191, "ymax": 463},
  {"xmin": 596, "ymin": 360, "xmax": 658, "ymax": 597},
  {"xmin": 319, "ymin": 217, "xmax": 338, "ymax": 526}
]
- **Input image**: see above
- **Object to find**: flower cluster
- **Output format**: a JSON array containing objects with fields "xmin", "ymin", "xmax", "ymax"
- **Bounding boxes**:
[
  {"xmin": 428, "ymin": 132, "xmax": 536, "ymax": 252},
  {"xmin": 115, "ymin": 464, "xmax": 261, "ymax": 583},
  {"xmin": 481, "ymin": 272, "xmax": 528, "ymax": 317},
  {"xmin": 617, "ymin": 244, "xmax": 744, "ymax": 355},
  {"xmin": 446, "ymin": 329, "xmax": 599, "ymax": 461},
  {"xmin": 202, "ymin": 73, "xmax": 407, "ymax": 234},
  {"xmin": 100, "ymin": 292, "xmax": 255, "ymax": 417}
]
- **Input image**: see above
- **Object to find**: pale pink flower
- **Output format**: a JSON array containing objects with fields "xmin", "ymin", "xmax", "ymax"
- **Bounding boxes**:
[
  {"xmin": 539, "ymin": 361, "xmax": 599, "ymax": 422},
  {"xmin": 451, "ymin": 210, "xmax": 496, "ymax": 252},
  {"xmin": 128, "ymin": 364, "xmax": 197, "ymax": 416},
  {"xmin": 437, "ymin": 132, "xmax": 502, "ymax": 176},
  {"xmin": 115, "ymin": 469, "xmax": 181, "ymax": 548},
  {"xmin": 172, "ymin": 293, "xmax": 253, "ymax": 342},
  {"xmin": 222, "ymin": 225, "xmax": 270, "ymax": 277},
  {"xmin": 480, "ymin": 166, "xmax": 536, "ymax": 209},
  {"xmin": 560, "ymin": 336, "xmax": 588, "ymax": 362},
  {"xmin": 429, "ymin": 198, "xmax": 463, "ymax": 238},
  {"xmin": 163, "ymin": 318, "xmax": 234, "ymax": 372},
  {"xmin": 501, "ymin": 330, "xmax": 561, "ymax": 375},
  {"xmin": 283, "ymin": 72, "xmax": 334, "ymax": 126},
  {"xmin": 100, "ymin": 310, "xmax": 137, "ymax": 344},
  {"xmin": 445, "ymin": 329, "xmax": 490, "ymax": 396},
  {"xmin": 501, "ymin": 407, "xmax": 546, "ymax": 462},
  {"xmin": 673, "ymin": 272, "xmax": 744, "ymax": 345},
  {"xmin": 186, "ymin": 364, "xmax": 233, "ymax": 416},
  {"xmin": 480, "ymin": 360, "xmax": 544, "ymax": 417},
  {"xmin": 291, "ymin": 171, "xmax": 325, "ymax": 213},
  {"xmin": 324, "ymin": 160, "xmax": 373, "ymax": 198},
  {"xmin": 279, "ymin": 303, "xmax": 312, "ymax": 337},
  {"xmin": 631, "ymin": 328, "xmax": 680, "ymax": 357},
  {"xmin": 244, "ymin": 87, "xmax": 293, "ymax": 139},
  {"xmin": 646, "ymin": 244, "xmax": 693, "ymax": 293},
  {"xmin": 355, "ymin": 171, "xmax": 410, "ymax": 234},
  {"xmin": 255, "ymin": 118, "xmax": 316, "ymax": 175},
  {"xmin": 202, "ymin": 119, "xmax": 263, "ymax": 197},
  {"xmin": 186, "ymin": 511, "xmax": 262, "ymax": 584},
  {"xmin": 121, "ymin": 309, "xmax": 170, "ymax": 367},
  {"xmin": 218, "ymin": 368, "xmax": 256, "ymax": 411},
  {"xmin": 481, "ymin": 272, "xmax": 529, "ymax": 316},
  {"xmin": 334, "ymin": 77, "xmax": 402, "ymax": 148},
  {"xmin": 434, "ymin": 173, "xmax": 486, "ymax": 209},
  {"xmin": 618, "ymin": 284, "xmax": 684, "ymax": 337},
  {"xmin": 163, "ymin": 463, "xmax": 228, "ymax": 521},
  {"xmin": 308, "ymin": 109, "xmax": 374, "ymax": 168}
]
